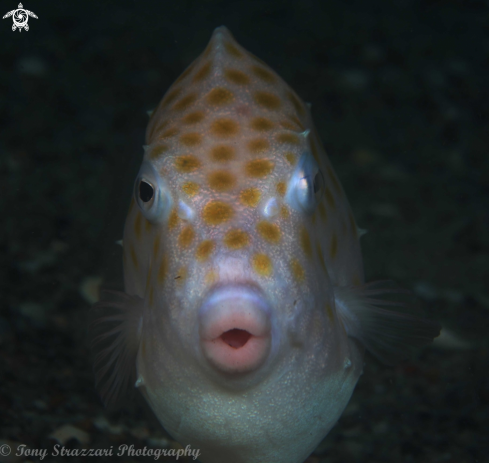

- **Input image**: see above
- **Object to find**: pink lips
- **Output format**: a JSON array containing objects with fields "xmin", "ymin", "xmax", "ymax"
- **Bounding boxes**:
[{"xmin": 199, "ymin": 286, "xmax": 272, "ymax": 374}]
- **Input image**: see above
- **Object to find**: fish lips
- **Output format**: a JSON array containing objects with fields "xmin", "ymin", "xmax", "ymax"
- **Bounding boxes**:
[{"xmin": 198, "ymin": 284, "xmax": 272, "ymax": 375}]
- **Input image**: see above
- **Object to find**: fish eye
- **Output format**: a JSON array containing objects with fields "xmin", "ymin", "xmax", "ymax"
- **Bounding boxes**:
[
  {"xmin": 134, "ymin": 162, "xmax": 172, "ymax": 223},
  {"xmin": 285, "ymin": 152, "xmax": 324, "ymax": 214},
  {"xmin": 139, "ymin": 180, "xmax": 154, "ymax": 203}
]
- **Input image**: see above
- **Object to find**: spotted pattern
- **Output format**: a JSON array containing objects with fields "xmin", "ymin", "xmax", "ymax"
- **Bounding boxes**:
[
  {"xmin": 181, "ymin": 181, "xmax": 200, "ymax": 197},
  {"xmin": 173, "ymin": 93, "xmax": 198, "ymax": 111},
  {"xmin": 276, "ymin": 133, "xmax": 300, "ymax": 145},
  {"xmin": 211, "ymin": 145, "xmax": 235, "ymax": 162},
  {"xmin": 180, "ymin": 133, "xmax": 202, "ymax": 146},
  {"xmin": 208, "ymin": 170, "xmax": 236, "ymax": 191},
  {"xmin": 240, "ymin": 188, "xmax": 261, "ymax": 207},
  {"xmin": 252, "ymin": 253, "xmax": 272, "ymax": 277},
  {"xmin": 248, "ymin": 138, "xmax": 270, "ymax": 154},
  {"xmin": 224, "ymin": 41, "xmax": 243, "ymax": 58},
  {"xmin": 149, "ymin": 144, "xmax": 169, "ymax": 159},
  {"xmin": 196, "ymin": 240, "xmax": 215, "ymax": 261},
  {"xmin": 254, "ymin": 91, "xmax": 281, "ymax": 110},
  {"xmin": 251, "ymin": 65, "xmax": 276, "ymax": 83},
  {"xmin": 251, "ymin": 117, "xmax": 274, "ymax": 131},
  {"xmin": 178, "ymin": 226, "xmax": 195, "ymax": 248},
  {"xmin": 193, "ymin": 61, "xmax": 212, "ymax": 82},
  {"xmin": 174, "ymin": 155, "xmax": 201, "ymax": 173},
  {"xmin": 182, "ymin": 111, "xmax": 205, "ymax": 125},
  {"xmin": 207, "ymin": 87, "xmax": 234, "ymax": 106},
  {"xmin": 245, "ymin": 159, "xmax": 274, "ymax": 178},
  {"xmin": 290, "ymin": 258, "xmax": 305, "ymax": 282},
  {"xmin": 223, "ymin": 229, "xmax": 249, "ymax": 250},
  {"xmin": 202, "ymin": 201, "xmax": 234, "ymax": 225},
  {"xmin": 211, "ymin": 118, "xmax": 239, "ymax": 137},
  {"xmin": 224, "ymin": 68, "xmax": 250, "ymax": 85},
  {"xmin": 276, "ymin": 181, "xmax": 286, "ymax": 197},
  {"xmin": 257, "ymin": 221, "xmax": 281, "ymax": 244}
]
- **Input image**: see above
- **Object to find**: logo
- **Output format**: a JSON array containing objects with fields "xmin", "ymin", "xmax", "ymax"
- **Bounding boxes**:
[{"xmin": 3, "ymin": 3, "xmax": 38, "ymax": 32}]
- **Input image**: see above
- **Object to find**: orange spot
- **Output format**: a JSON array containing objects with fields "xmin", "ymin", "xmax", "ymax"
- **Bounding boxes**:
[
  {"xmin": 207, "ymin": 87, "xmax": 234, "ymax": 106},
  {"xmin": 257, "ymin": 221, "xmax": 281, "ymax": 244},
  {"xmin": 182, "ymin": 111, "xmax": 205, "ymax": 125},
  {"xmin": 223, "ymin": 229, "xmax": 249, "ymax": 250},
  {"xmin": 180, "ymin": 133, "xmax": 202, "ymax": 147},
  {"xmin": 252, "ymin": 254, "xmax": 272, "ymax": 277},
  {"xmin": 240, "ymin": 188, "xmax": 261, "ymax": 207},
  {"xmin": 181, "ymin": 181, "xmax": 200, "ymax": 197},
  {"xmin": 202, "ymin": 201, "xmax": 234, "ymax": 225},
  {"xmin": 196, "ymin": 240, "xmax": 215, "ymax": 261},
  {"xmin": 168, "ymin": 208, "xmax": 179, "ymax": 230},
  {"xmin": 280, "ymin": 205, "xmax": 289, "ymax": 218},
  {"xmin": 280, "ymin": 120, "xmax": 296, "ymax": 130},
  {"xmin": 245, "ymin": 159, "xmax": 274, "ymax": 178},
  {"xmin": 208, "ymin": 170, "xmax": 236, "ymax": 191},
  {"xmin": 254, "ymin": 91, "xmax": 281, "ymax": 110},
  {"xmin": 210, "ymin": 145, "xmax": 235, "ymax": 162},
  {"xmin": 172, "ymin": 93, "xmax": 198, "ymax": 111},
  {"xmin": 224, "ymin": 68, "xmax": 250, "ymax": 85},
  {"xmin": 284, "ymin": 152, "xmax": 296, "ymax": 165},
  {"xmin": 159, "ymin": 127, "xmax": 179, "ymax": 139},
  {"xmin": 178, "ymin": 226, "xmax": 195, "ymax": 248},
  {"xmin": 210, "ymin": 118, "xmax": 239, "ymax": 137},
  {"xmin": 276, "ymin": 181, "xmax": 286, "ymax": 197},
  {"xmin": 161, "ymin": 87, "xmax": 182, "ymax": 108},
  {"xmin": 148, "ymin": 144, "xmax": 169, "ymax": 159},
  {"xmin": 174, "ymin": 155, "xmax": 201, "ymax": 173}
]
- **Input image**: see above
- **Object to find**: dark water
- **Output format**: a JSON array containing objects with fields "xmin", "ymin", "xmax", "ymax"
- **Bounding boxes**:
[{"xmin": 1, "ymin": 0, "xmax": 488, "ymax": 462}]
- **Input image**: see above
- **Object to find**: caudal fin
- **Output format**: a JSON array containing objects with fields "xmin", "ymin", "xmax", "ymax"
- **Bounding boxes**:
[
  {"xmin": 334, "ymin": 281, "xmax": 441, "ymax": 365},
  {"xmin": 89, "ymin": 291, "xmax": 144, "ymax": 408}
]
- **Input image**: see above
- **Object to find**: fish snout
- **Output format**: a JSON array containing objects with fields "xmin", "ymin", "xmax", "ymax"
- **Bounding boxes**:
[{"xmin": 199, "ymin": 285, "xmax": 272, "ymax": 374}]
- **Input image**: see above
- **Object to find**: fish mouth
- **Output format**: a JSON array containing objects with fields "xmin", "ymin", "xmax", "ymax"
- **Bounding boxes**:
[{"xmin": 199, "ymin": 284, "xmax": 272, "ymax": 374}]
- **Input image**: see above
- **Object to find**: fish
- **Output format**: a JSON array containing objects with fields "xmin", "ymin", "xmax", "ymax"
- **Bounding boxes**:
[{"xmin": 90, "ymin": 26, "xmax": 440, "ymax": 463}]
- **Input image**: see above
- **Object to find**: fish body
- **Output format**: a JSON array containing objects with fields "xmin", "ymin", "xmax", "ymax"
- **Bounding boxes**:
[{"xmin": 91, "ymin": 27, "xmax": 439, "ymax": 463}]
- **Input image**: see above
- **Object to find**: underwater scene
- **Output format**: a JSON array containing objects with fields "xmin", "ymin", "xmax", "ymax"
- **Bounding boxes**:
[{"xmin": 1, "ymin": 0, "xmax": 487, "ymax": 462}]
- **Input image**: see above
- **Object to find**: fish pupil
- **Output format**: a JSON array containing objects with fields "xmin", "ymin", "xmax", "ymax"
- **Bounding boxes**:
[{"xmin": 139, "ymin": 180, "xmax": 154, "ymax": 202}]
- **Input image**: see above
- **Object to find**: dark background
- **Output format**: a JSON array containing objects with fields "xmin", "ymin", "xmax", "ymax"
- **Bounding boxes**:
[{"xmin": 1, "ymin": 0, "xmax": 488, "ymax": 462}]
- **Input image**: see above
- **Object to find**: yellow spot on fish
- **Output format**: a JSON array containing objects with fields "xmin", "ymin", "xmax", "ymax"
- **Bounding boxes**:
[
  {"xmin": 208, "ymin": 170, "xmax": 236, "ymax": 191},
  {"xmin": 224, "ymin": 41, "xmax": 243, "ymax": 58},
  {"xmin": 254, "ymin": 91, "xmax": 281, "ymax": 110},
  {"xmin": 251, "ymin": 65, "xmax": 276, "ymax": 83},
  {"xmin": 174, "ymin": 155, "xmax": 202, "ymax": 173},
  {"xmin": 240, "ymin": 188, "xmax": 261, "ymax": 207},
  {"xmin": 223, "ymin": 229, "xmax": 249, "ymax": 250},
  {"xmin": 173, "ymin": 93, "xmax": 198, "ymax": 111},
  {"xmin": 149, "ymin": 144, "xmax": 169, "ymax": 159},
  {"xmin": 193, "ymin": 61, "xmax": 212, "ymax": 82},
  {"xmin": 168, "ymin": 208, "xmax": 179, "ymax": 230},
  {"xmin": 276, "ymin": 181, "xmax": 286, "ymax": 196},
  {"xmin": 211, "ymin": 118, "xmax": 239, "ymax": 137},
  {"xmin": 205, "ymin": 269, "xmax": 218, "ymax": 285},
  {"xmin": 211, "ymin": 145, "xmax": 235, "ymax": 162},
  {"xmin": 202, "ymin": 201, "xmax": 234, "ymax": 225},
  {"xmin": 157, "ymin": 255, "xmax": 168, "ymax": 284},
  {"xmin": 251, "ymin": 117, "xmax": 274, "ymax": 131},
  {"xmin": 224, "ymin": 68, "xmax": 250, "ymax": 85},
  {"xmin": 181, "ymin": 181, "xmax": 200, "ymax": 197},
  {"xmin": 252, "ymin": 253, "xmax": 272, "ymax": 277},
  {"xmin": 248, "ymin": 138, "xmax": 270, "ymax": 154},
  {"xmin": 290, "ymin": 258, "xmax": 305, "ymax": 282},
  {"xmin": 182, "ymin": 111, "xmax": 205, "ymax": 125},
  {"xmin": 300, "ymin": 227, "xmax": 312, "ymax": 259},
  {"xmin": 280, "ymin": 205, "xmax": 289, "ymax": 218},
  {"xmin": 280, "ymin": 120, "xmax": 296, "ymax": 130},
  {"xmin": 196, "ymin": 240, "xmax": 215, "ymax": 261},
  {"xmin": 284, "ymin": 152, "xmax": 296, "ymax": 165},
  {"xmin": 256, "ymin": 221, "xmax": 281, "ymax": 244},
  {"xmin": 245, "ymin": 159, "xmax": 274, "ymax": 178},
  {"xmin": 330, "ymin": 233, "xmax": 338, "ymax": 260},
  {"xmin": 207, "ymin": 87, "xmax": 234, "ymax": 105},
  {"xmin": 178, "ymin": 226, "xmax": 195, "ymax": 248},
  {"xmin": 180, "ymin": 133, "xmax": 202, "ymax": 146},
  {"xmin": 276, "ymin": 133, "xmax": 300, "ymax": 145}
]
